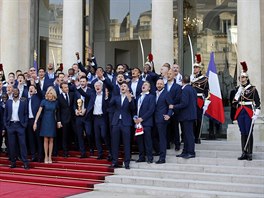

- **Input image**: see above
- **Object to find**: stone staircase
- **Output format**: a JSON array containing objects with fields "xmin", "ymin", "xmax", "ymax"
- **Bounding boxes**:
[{"xmin": 74, "ymin": 140, "xmax": 264, "ymax": 198}]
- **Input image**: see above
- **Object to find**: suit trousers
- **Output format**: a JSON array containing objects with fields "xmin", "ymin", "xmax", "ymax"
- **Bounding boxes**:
[
  {"xmin": 182, "ymin": 120, "xmax": 195, "ymax": 155},
  {"xmin": 111, "ymin": 120, "xmax": 131, "ymax": 167},
  {"xmin": 27, "ymin": 118, "xmax": 43, "ymax": 159},
  {"xmin": 94, "ymin": 115, "xmax": 111, "ymax": 157},
  {"xmin": 136, "ymin": 126, "xmax": 153, "ymax": 161},
  {"xmin": 157, "ymin": 123, "xmax": 168, "ymax": 161},
  {"xmin": 7, "ymin": 122, "xmax": 28, "ymax": 164}
]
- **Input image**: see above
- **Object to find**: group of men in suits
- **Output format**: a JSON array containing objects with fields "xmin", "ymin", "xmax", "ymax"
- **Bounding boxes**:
[{"xmin": 0, "ymin": 53, "xmax": 204, "ymax": 169}]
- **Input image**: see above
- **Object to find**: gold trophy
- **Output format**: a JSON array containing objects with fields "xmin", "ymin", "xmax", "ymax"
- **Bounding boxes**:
[{"xmin": 77, "ymin": 98, "xmax": 83, "ymax": 114}]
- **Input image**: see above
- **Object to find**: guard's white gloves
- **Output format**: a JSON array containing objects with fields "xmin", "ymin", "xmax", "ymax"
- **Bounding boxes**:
[
  {"xmin": 203, "ymin": 100, "xmax": 211, "ymax": 114},
  {"xmin": 252, "ymin": 109, "xmax": 260, "ymax": 121}
]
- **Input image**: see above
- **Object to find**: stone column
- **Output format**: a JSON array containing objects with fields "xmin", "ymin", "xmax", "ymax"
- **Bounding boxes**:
[
  {"xmin": 62, "ymin": 0, "xmax": 83, "ymax": 71},
  {"xmin": 0, "ymin": 0, "xmax": 19, "ymax": 75},
  {"xmin": 151, "ymin": 0, "xmax": 173, "ymax": 72}
]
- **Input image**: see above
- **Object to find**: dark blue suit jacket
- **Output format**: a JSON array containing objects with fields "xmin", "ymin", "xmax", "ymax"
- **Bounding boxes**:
[
  {"xmin": 4, "ymin": 98, "xmax": 28, "ymax": 128},
  {"xmin": 128, "ymin": 79, "xmax": 144, "ymax": 99},
  {"xmin": 155, "ymin": 89, "xmax": 173, "ymax": 124},
  {"xmin": 57, "ymin": 92, "xmax": 75, "ymax": 124},
  {"xmin": 109, "ymin": 95, "xmax": 135, "ymax": 127},
  {"xmin": 136, "ymin": 94, "xmax": 155, "ymax": 127},
  {"xmin": 28, "ymin": 94, "xmax": 42, "ymax": 118},
  {"xmin": 85, "ymin": 91, "xmax": 109, "ymax": 120},
  {"xmin": 173, "ymin": 84, "xmax": 197, "ymax": 121},
  {"xmin": 165, "ymin": 80, "xmax": 182, "ymax": 105},
  {"xmin": 74, "ymin": 87, "xmax": 92, "ymax": 112}
]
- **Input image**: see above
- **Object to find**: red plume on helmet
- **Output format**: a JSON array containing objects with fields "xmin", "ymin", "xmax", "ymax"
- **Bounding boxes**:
[
  {"xmin": 195, "ymin": 54, "xmax": 201, "ymax": 63},
  {"xmin": 59, "ymin": 63, "xmax": 63, "ymax": 71},
  {"xmin": 148, "ymin": 53, "xmax": 153, "ymax": 62},
  {"xmin": 0, "ymin": 64, "xmax": 3, "ymax": 71},
  {"xmin": 240, "ymin": 61, "xmax": 248, "ymax": 77},
  {"xmin": 193, "ymin": 54, "xmax": 202, "ymax": 67},
  {"xmin": 240, "ymin": 61, "xmax": 248, "ymax": 73}
]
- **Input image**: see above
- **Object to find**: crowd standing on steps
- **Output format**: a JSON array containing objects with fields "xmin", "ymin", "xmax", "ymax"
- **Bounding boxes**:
[{"xmin": 0, "ymin": 53, "xmax": 260, "ymax": 170}]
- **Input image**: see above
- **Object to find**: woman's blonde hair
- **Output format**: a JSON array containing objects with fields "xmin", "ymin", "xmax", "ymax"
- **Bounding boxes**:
[{"xmin": 45, "ymin": 86, "xmax": 57, "ymax": 101}]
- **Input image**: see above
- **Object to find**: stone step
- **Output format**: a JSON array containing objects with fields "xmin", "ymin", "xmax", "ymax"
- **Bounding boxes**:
[
  {"xmin": 94, "ymin": 183, "xmax": 264, "ymax": 198},
  {"xmin": 131, "ymin": 155, "xmax": 264, "ymax": 167},
  {"xmin": 114, "ymin": 168, "xmax": 264, "ymax": 185},
  {"xmin": 128, "ymin": 162, "xmax": 264, "ymax": 176},
  {"xmin": 166, "ymin": 149, "xmax": 264, "ymax": 159},
  {"xmin": 184, "ymin": 140, "xmax": 264, "ymax": 152},
  {"xmin": 164, "ymin": 156, "xmax": 264, "ymax": 167},
  {"xmin": 105, "ymin": 175, "xmax": 264, "ymax": 194}
]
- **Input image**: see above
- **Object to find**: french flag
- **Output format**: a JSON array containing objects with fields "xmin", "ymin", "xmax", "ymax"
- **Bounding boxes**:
[{"xmin": 205, "ymin": 52, "xmax": 225, "ymax": 124}]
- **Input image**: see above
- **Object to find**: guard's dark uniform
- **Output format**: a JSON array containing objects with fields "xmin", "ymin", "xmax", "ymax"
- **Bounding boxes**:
[
  {"xmin": 191, "ymin": 72, "xmax": 209, "ymax": 143},
  {"xmin": 233, "ymin": 82, "xmax": 261, "ymax": 160}
]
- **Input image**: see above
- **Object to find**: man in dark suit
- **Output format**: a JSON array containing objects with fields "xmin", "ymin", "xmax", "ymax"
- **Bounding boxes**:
[
  {"xmin": 110, "ymin": 82, "xmax": 135, "ymax": 169},
  {"xmin": 15, "ymin": 74, "xmax": 29, "ymax": 98},
  {"xmin": 81, "ymin": 80, "xmax": 111, "ymax": 160},
  {"xmin": 57, "ymin": 82, "xmax": 75, "ymax": 157},
  {"xmin": 134, "ymin": 81, "xmax": 155, "ymax": 163},
  {"xmin": 74, "ymin": 76, "xmax": 93, "ymax": 158},
  {"xmin": 37, "ymin": 68, "xmax": 54, "ymax": 97},
  {"xmin": 4, "ymin": 88, "xmax": 29, "ymax": 169},
  {"xmin": 170, "ymin": 75, "xmax": 197, "ymax": 159},
  {"xmin": 154, "ymin": 79, "xmax": 173, "ymax": 164},
  {"xmin": 26, "ymin": 84, "xmax": 43, "ymax": 162},
  {"xmin": 165, "ymin": 69, "xmax": 182, "ymax": 150},
  {"xmin": 129, "ymin": 67, "xmax": 144, "ymax": 99}
]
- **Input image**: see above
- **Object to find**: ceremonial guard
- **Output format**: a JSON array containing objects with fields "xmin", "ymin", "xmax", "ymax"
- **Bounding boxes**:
[
  {"xmin": 233, "ymin": 62, "xmax": 261, "ymax": 161},
  {"xmin": 191, "ymin": 54, "xmax": 209, "ymax": 143}
]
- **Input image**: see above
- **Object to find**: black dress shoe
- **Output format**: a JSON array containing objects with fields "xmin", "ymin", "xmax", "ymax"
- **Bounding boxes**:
[
  {"xmin": 24, "ymin": 164, "xmax": 30, "ymax": 170},
  {"xmin": 63, "ymin": 153, "xmax": 69, "ymax": 158},
  {"xmin": 155, "ymin": 160, "xmax": 165, "ymax": 164},
  {"xmin": 89, "ymin": 149, "xmax": 94, "ymax": 155},
  {"xmin": 147, "ymin": 160, "xmax": 153, "ymax": 164},
  {"xmin": 31, "ymin": 157, "xmax": 38, "ymax": 162},
  {"xmin": 247, "ymin": 154, "xmax": 252, "ymax": 161},
  {"xmin": 175, "ymin": 145, "xmax": 180, "ymax": 151},
  {"xmin": 195, "ymin": 139, "xmax": 201, "ymax": 144},
  {"xmin": 176, "ymin": 153, "xmax": 187, "ymax": 157},
  {"xmin": 10, "ymin": 163, "xmax": 16, "ymax": 168},
  {"xmin": 110, "ymin": 164, "xmax": 118, "ymax": 168},
  {"xmin": 107, "ymin": 155, "xmax": 113, "ymax": 162},
  {"xmin": 97, "ymin": 156, "xmax": 103, "ymax": 160},
  {"xmin": 80, "ymin": 154, "xmax": 87, "ymax": 158},
  {"xmin": 125, "ymin": 165, "xmax": 130, "ymax": 169},
  {"xmin": 238, "ymin": 152, "xmax": 247, "ymax": 160},
  {"xmin": 182, "ymin": 154, "xmax": 195, "ymax": 159},
  {"xmin": 136, "ymin": 159, "xmax": 145, "ymax": 163}
]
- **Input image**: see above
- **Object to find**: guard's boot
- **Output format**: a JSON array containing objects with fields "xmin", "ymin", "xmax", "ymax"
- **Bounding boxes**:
[
  {"xmin": 238, "ymin": 135, "xmax": 247, "ymax": 160},
  {"xmin": 247, "ymin": 134, "xmax": 253, "ymax": 161}
]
